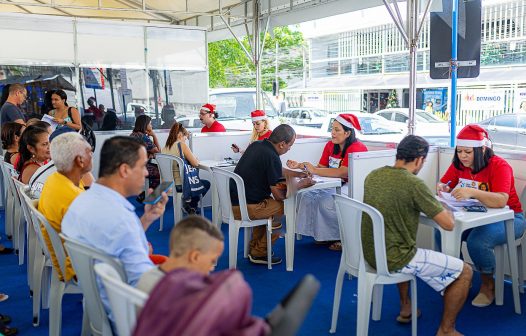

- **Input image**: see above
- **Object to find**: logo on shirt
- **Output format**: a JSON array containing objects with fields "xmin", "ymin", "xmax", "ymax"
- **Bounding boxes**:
[
  {"xmin": 457, "ymin": 178, "xmax": 490, "ymax": 192},
  {"xmin": 328, "ymin": 156, "xmax": 342, "ymax": 169}
]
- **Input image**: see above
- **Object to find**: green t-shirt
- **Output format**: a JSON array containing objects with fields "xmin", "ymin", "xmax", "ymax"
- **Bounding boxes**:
[{"xmin": 361, "ymin": 166, "xmax": 443, "ymax": 272}]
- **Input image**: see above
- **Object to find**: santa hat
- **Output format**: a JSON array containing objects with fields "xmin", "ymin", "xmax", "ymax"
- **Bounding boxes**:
[
  {"xmin": 335, "ymin": 113, "xmax": 362, "ymax": 131},
  {"xmin": 456, "ymin": 124, "xmax": 492, "ymax": 147},
  {"xmin": 251, "ymin": 110, "xmax": 266, "ymax": 122},
  {"xmin": 201, "ymin": 103, "xmax": 216, "ymax": 114}
]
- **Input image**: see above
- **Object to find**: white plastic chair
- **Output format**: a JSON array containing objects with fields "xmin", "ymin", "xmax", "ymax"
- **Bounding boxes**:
[
  {"xmin": 9, "ymin": 176, "xmax": 26, "ymax": 265},
  {"xmin": 0, "ymin": 160, "xmax": 15, "ymax": 239},
  {"xmin": 211, "ymin": 167, "xmax": 273, "ymax": 270},
  {"xmin": 12, "ymin": 179, "xmax": 37, "ymax": 295},
  {"xmin": 330, "ymin": 194, "xmax": 417, "ymax": 336},
  {"xmin": 494, "ymin": 191, "xmax": 526, "ymax": 305},
  {"xmin": 61, "ymin": 233, "xmax": 127, "ymax": 336},
  {"xmin": 25, "ymin": 198, "xmax": 88, "ymax": 336},
  {"xmin": 18, "ymin": 186, "xmax": 52, "ymax": 327},
  {"xmin": 1, "ymin": 162, "xmax": 23, "ymax": 261},
  {"xmin": 155, "ymin": 153, "xmax": 184, "ymax": 230},
  {"xmin": 94, "ymin": 263, "xmax": 148, "ymax": 336}
]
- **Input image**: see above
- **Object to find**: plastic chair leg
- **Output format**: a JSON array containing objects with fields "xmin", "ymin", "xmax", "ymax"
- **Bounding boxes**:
[
  {"xmin": 519, "ymin": 245, "xmax": 525, "ymax": 294},
  {"xmin": 371, "ymin": 284, "xmax": 384, "ymax": 321},
  {"xmin": 159, "ymin": 212, "xmax": 164, "ymax": 231},
  {"xmin": 329, "ymin": 260, "xmax": 346, "ymax": 333},
  {"xmin": 229, "ymin": 222, "xmax": 240, "ymax": 269},
  {"xmin": 174, "ymin": 193, "xmax": 182, "ymax": 224},
  {"xmin": 49, "ymin": 272, "xmax": 66, "ymax": 336},
  {"xmin": 266, "ymin": 221, "xmax": 272, "ymax": 270},
  {"xmin": 17, "ymin": 218, "xmax": 25, "ymax": 265},
  {"xmin": 243, "ymin": 227, "xmax": 251, "ymax": 258},
  {"xmin": 80, "ymin": 301, "xmax": 90, "ymax": 336},
  {"xmin": 495, "ymin": 244, "xmax": 505, "ymax": 306},
  {"xmin": 356, "ymin": 275, "xmax": 373, "ymax": 336},
  {"xmin": 5, "ymin": 192, "xmax": 14, "ymax": 238},
  {"xmin": 32, "ymin": 252, "xmax": 45, "ymax": 327},
  {"xmin": 42, "ymin": 267, "xmax": 51, "ymax": 309},
  {"xmin": 27, "ymin": 228, "xmax": 36, "ymax": 291},
  {"xmin": 410, "ymin": 278, "xmax": 418, "ymax": 336}
]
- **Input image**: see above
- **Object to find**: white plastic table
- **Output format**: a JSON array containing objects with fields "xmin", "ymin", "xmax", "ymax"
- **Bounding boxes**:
[
  {"xmin": 198, "ymin": 160, "xmax": 236, "ymax": 227},
  {"xmin": 420, "ymin": 207, "xmax": 521, "ymax": 314},
  {"xmin": 284, "ymin": 176, "xmax": 342, "ymax": 271}
]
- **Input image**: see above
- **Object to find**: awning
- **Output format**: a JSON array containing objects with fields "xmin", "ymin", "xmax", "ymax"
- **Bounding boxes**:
[
  {"xmin": 0, "ymin": 74, "xmax": 76, "ymax": 91},
  {"xmin": 286, "ymin": 65, "xmax": 526, "ymax": 91}
]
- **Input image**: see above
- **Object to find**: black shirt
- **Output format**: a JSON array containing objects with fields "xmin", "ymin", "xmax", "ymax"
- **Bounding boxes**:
[{"xmin": 230, "ymin": 139, "xmax": 283, "ymax": 205}]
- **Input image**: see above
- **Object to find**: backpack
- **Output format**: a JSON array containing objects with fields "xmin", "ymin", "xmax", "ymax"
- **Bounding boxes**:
[{"xmin": 68, "ymin": 107, "xmax": 96, "ymax": 151}]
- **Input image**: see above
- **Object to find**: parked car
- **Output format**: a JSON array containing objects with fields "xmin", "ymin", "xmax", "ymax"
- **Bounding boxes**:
[
  {"xmin": 209, "ymin": 88, "xmax": 280, "ymax": 131},
  {"xmin": 374, "ymin": 108, "xmax": 450, "ymax": 136},
  {"xmin": 292, "ymin": 112, "xmax": 406, "ymax": 143},
  {"xmin": 175, "ymin": 116, "xmax": 202, "ymax": 130},
  {"xmin": 477, "ymin": 113, "xmax": 526, "ymax": 151},
  {"xmin": 282, "ymin": 107, "xmax": 332, "ymax": 128}
]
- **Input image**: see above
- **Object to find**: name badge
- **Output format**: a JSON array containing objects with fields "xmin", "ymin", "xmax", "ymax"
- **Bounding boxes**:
[{"xmin": 328, "ymin": 156, "xmax": 341, "ymax": 169}]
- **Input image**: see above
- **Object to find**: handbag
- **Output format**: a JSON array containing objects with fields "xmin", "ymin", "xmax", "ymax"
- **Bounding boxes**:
[{"xmin": 177, "ymin": 142, "xmax": 205, "ymax": 199}]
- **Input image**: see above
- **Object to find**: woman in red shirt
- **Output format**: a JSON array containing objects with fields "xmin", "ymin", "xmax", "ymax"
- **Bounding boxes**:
[
  {"xmin": 287, "ymin": 114, "xmax": 368, "ymax": 250},
  {"xmin": 437, "ymin": 124, "xmax": 525, "ymax": 308},
  {"xmin": 231, "ymin": 110, "xmax": 272, "ymax": 154},
  {"xmin": 199, "ymin": 103, "xmax": 226, "ymax": 133}
]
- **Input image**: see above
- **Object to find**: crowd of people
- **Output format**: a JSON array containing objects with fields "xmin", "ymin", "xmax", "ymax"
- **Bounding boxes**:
[{"xmin": 0, "ymin": 83, "xmax": 525, "ymax": 336}]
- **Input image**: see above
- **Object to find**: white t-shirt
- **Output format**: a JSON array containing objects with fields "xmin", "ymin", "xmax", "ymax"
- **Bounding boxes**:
[{"xmin": 29, "ymin": 160, "xmax": 56, "ymax": 198}]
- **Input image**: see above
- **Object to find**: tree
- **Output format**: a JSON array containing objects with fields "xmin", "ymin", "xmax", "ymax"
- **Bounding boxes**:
[
  {"xmin": 208, "ymin": 26, "xmax": 305, "ymax": 91},
  {"xmin": 386, "ymin": 89, "xmax": 400, "ymax": 108}
]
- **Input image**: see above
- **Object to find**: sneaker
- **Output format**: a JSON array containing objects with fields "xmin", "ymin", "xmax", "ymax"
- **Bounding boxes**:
[
  {"xmin": 248, "ymin": 254, "xmax": 282, "ymax": 265},
  {"xmin": 0, "ymin": 247, "xmax": 13, "ymax": 255},
  {"xmin": 182, "ymin": 204, "xmax": 196, "ymax": 215}
]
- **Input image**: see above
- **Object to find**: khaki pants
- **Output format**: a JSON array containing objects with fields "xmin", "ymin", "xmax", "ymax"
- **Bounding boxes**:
[{"xmin": 232, "ymin": 198, "xmax": 283, "ymax": 257}]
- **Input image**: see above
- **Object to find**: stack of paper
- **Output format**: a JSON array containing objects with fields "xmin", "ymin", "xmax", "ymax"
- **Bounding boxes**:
[{"xmin": 436, "ymin": 192, "xmax": 481, "ymax": 211}]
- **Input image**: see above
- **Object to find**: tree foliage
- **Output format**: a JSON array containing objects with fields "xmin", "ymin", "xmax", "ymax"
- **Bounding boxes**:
[{"xmin": 208, "ymin": 26, "xmax": 305, "ymax": 91}]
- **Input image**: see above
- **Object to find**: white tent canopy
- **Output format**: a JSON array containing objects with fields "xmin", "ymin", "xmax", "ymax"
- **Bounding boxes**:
[{"xmin": 0, "ymin": 0, "xmax": 384, "ymax": 41}]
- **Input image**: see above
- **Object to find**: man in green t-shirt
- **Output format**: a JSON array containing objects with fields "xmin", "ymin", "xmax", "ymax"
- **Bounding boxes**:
[{"xmin": 361, "ymin": 135, "xmax": 472, "ymax": 336}]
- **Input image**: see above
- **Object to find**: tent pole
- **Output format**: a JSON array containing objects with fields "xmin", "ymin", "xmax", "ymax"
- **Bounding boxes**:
[
  {"xmin": 408, "ymin": 0, "xmax": 418, "ymax": 135},
  {"xmin": 253, "ymin": 0, "xmax": 262, "ymax": 109},
  {"xmin": 450, "ymin": 0, "xmax": 459, "ymax": 147}
]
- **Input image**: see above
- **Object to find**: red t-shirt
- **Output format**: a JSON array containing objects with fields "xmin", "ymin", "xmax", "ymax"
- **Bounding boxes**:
[
  {"xmin": 319, "ymin": 140, "xmax": 368, "ymax": 169},
  {"xmin": 440, "ymin": 155, "xmax": 523, "ymax": 213},
  {"xmin": 201, "ymin": 121, "xmax": 226, "ymax": 133},
  {"xmin": 257, "ymin": 130, "xmax": 272, "ymax": 140}
]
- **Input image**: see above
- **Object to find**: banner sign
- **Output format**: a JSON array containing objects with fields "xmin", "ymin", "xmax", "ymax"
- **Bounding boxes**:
[
  {"xmin": 83, "ymin": 68, "xmax": 105, "ymax": 90},
  {"xmin": 461, "ymin": 89, "xmax": 505, "ymax": 110},
  {"xmin": 514, "ymin": 89, "xmax": 526, "ymax": 112}
]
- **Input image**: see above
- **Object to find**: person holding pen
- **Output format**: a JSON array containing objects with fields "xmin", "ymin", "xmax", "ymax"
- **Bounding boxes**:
[
  {"xmin": 231, "ymin": 110, "xmax": 272, "ymax": 154},
  {"xmin": 286, "ymin": 114, "xmax": 368, "ymax": 251},
  {"xmin": 437, "ymin": 124, "xmax": 525, "ymax": 308}
]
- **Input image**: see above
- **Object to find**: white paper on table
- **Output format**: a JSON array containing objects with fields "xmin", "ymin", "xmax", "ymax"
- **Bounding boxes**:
[
  {"xmin": 437, "ymin": 192, "xmax": 481, "ymax": 209},
  {"xmin": 41, "ymin": 114, "xmax": 59, "ymax": 132}
]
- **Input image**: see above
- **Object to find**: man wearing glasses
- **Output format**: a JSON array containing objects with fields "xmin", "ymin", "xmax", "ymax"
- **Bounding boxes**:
[{"xmin": 0, "ymin": 83, "xmax": 27, "ymax": 126}]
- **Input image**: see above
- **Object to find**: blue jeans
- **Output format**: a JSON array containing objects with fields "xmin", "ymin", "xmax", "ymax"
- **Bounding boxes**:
[{"xmin": 435, "ymin": 212, "xmax": 525, "ymax": 274}]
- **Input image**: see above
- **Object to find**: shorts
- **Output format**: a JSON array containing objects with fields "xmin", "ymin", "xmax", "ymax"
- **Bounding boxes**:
[{"xmin": 397, "ymin": 248, "xmax": 464, "ymax": 293}]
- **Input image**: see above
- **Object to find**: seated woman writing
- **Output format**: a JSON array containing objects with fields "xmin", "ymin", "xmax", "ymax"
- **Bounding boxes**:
[
  {"xmin": 437, "ymin": 124, "xmax": 525, "ymax": 308},
  {"xmin": 286, "ymin": 114, "xmax": 368, "ymax": 250},
  {"xmin": 16, "ymin": 125, "xmax": 51, "ymax": 184},
  {"xmin": 231, "ymin": 110, "xmax": 272, "ymax": 154},
  {"xmin": 162, "ymin": 122, "xmax": 210, "ymax": 214}
]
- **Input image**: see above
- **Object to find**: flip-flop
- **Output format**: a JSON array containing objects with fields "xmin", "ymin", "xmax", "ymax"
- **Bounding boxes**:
[
  {"xmin": 0, "ymin": 293, "xmax": 8, "ymax": 302},
  {"xmin": 471, "ymin": 293, "xmax": 494, "ymax": 307},
  {"xmin": 396, "ymin": 309, "xmax": 421, "ymax": 324}
]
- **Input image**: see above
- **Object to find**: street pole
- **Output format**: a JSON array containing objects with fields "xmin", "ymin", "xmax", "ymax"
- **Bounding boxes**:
[{"xmin": 450, "ymin": 0, "xmax": 459, "ymax": 147}]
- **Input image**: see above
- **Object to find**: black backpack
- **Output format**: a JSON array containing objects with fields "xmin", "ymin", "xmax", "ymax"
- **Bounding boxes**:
[{"xmin": 68, "ymin": 107, "xmax": 96, "ymax": 151}]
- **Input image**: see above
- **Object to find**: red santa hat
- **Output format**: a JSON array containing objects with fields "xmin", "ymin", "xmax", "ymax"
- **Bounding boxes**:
[
  {"xmin": 201, "ymin": 103, "xmax": 216, "ymax": 114},
  {"xmin": 456, "ymin": 124, "xmax": 492, "ymax": 147},
  {"xmin": 251, "ymin": 110, "xmax": 266, "ymax": 122},
  {"xmin": 335, "ymin": 113, "xmax": 362, "ymax": 131}
]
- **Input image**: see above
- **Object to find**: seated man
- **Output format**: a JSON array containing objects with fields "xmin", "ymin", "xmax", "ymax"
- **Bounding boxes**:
[
  {"xmin": 62, "ymin": 136, "xmax": 168, "ymax": 302},
  {"xmin": 137, "ymin": 216, "xmax": 224, "ymax": 294},
  {"xmin": 361, "ymin": 135, "xmax": 473, "ymax": 336},
  {"xmin": 230, "ymin": 124, "xmax": 297, "ymax": 265},
  {"xmin": 38, "ymin": 132, "xmax": 92, "ymax": 281}
]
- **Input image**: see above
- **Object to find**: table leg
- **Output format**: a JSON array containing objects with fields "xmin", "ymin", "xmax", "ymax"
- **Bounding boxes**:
[
  {"xmin": 211, "ymin": 181, "xmax": 221, "ymax": 227},
  {"xmin": 505, "ymin": 218, "xmax": 521, "ymax": 314},
  {"xmin": 284, "ymin": 196, "xmax": 296, "ymax": 272},
  {"xmin": 441, "ymin": 227, "xmax": 462, "ymax": 258}
]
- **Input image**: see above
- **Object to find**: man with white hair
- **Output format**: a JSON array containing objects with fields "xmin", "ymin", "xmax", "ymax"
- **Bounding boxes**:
[{"xmin": 38, "ymin": 132, "xmax": 92, "ymax": 281}]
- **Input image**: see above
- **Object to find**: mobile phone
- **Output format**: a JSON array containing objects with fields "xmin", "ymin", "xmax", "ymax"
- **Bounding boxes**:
[
  {"xmin": 143, "ymin": 181, "xmax": 174, "ymax": 204},
  {"xmin": 463, "ymin": 205, "xmax": 487, "ymax": 212}
]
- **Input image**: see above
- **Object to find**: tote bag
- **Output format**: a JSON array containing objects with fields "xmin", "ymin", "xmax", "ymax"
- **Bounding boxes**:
[{"xmin": 177, "ymin": 142, "xmax": 205, "ymax": 199}]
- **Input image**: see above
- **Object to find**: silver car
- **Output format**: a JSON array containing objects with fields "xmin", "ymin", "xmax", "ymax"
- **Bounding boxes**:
[{"xmin": 477, "ymin": 113, "xmax": 526, "ymax": 151}]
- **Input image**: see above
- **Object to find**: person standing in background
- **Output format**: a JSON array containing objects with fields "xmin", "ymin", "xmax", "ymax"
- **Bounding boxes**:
[{"xmin": 0, "ymin": 84, "xmax": 27, "ymax": 126}]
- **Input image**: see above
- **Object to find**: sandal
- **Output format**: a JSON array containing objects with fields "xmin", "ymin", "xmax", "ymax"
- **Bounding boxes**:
[
  {"xmin": 396, "ymin": 309, "xmax": 421, "ymax": 323},
  {"xmin": 0, "ymin": 325, "xmax": 18, "ymax": 336},
  {"xmin": 328, "ymin": 241, "xmax": 342, "ymax": 251},
  {"xmin": 0, "ymin": 314, "xmax": 12, "ymax": 324},
  {"xmin": 0, "ymin": 294, "xmax": 8, "ymax": 302}
]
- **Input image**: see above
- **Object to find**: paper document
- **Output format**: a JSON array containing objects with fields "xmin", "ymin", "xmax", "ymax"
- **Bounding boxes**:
[
  {"xmin": 437, "ymin": 192, "xmax": 481, "ymax": 209},
  {"xmin": 41, "ymin": 114, "xmax": 59, "ymax": 132}
]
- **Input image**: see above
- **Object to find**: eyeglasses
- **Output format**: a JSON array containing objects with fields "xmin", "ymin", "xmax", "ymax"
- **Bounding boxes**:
[{"xmin": 199, "ymin": 111, "xmax": 211, "ymax": 116}]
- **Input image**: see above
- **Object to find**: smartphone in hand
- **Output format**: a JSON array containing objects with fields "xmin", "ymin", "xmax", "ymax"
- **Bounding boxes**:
[{"xmin": 143, "ymin": 181, "xmax": 174, "ymax": 204}]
